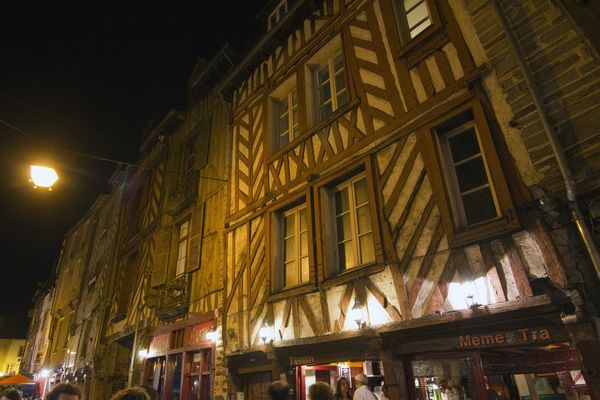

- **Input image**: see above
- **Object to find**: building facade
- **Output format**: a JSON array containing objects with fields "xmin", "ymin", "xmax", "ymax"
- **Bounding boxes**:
[
  {"xmin": 21, "ymin": 286, "xmax": 53, "ymax": 376},
  {"xmin": 0, "ymin": 338, "xmax": 26, "ymax": 377},
  {"xmin": 221, "ymin": 0, "xmax": 600, "ymax": 399}
]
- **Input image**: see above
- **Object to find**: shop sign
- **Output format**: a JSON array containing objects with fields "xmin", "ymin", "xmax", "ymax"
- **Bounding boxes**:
[
  {"xmin": 458, "ymin": 327, "xmax": 551, "ymax": 348},
  {"xmin": 186, "ymin": 320, "xmax": 214, "ymax": 347},
  {"xmin": 149, "ymin": 333, "xmax": 171, "ymax": 354},
  {"xmin": 289, "ymin": 356, "xmax": 315, "ymax": 366}
]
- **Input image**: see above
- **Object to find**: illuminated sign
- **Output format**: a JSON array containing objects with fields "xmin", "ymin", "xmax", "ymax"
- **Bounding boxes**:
[
  {"xmin": 459, "ymin": 328, "xmax": 551, "ymax": 348},
  {"xmin": 187, "ymin": 321, "xmax": 215, "ymax": 347},
  {"xmin": 289, "ymin": 356, "xmax": 315, "ymax": 366}
]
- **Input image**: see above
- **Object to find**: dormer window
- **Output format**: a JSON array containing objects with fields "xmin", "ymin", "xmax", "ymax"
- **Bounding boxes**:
[{"xmin": 268, "ymin": 0, "xmax": 288, "ymax": 31}]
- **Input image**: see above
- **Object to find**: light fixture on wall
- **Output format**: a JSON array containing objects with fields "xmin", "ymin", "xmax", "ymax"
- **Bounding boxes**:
[
  {"xmin": 206, "ymin": 328, "xmax": 219, "ymax": 343},
  {"xmin": 350, "ymin": 299, "xmax": 366, "ymax": 329},
  {"xmin": 259, "ymin": 325, "xmax": 273, "ymax": 345},
  {"xmin": 137, "ymin": 348, "xmax": 148, "ymax": 359},
  {"xmin": 465, "ymin": 295, "xmax": 481, "ymax": 310}
]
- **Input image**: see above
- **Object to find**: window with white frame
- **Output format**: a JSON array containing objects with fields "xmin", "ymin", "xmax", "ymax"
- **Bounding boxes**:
[
  {"xmin": 315, "ymin": 50, "xmax": 349, "ymax": 121},
  {"xmin": 331, "ymin": 174, "xmax": 375, "ymax": 271},
  {"xmin": 281, "ymin": 205, "xmax": 310, "ymax": 288},
  {"xmin": 176, "ymin": 220, "xmax": 190, "ymax": 276},
  {"xmin": 268, "ymin": 0, "xmax": 288, "ymax": 31},
  {"xmin": 437, "ymin": 118, "xmax": 500, "ymax": 227},
  {"xmin": 397, "ymin": 0, "xmax": 433, "ymax": 42},
  {"xmin": 274, "ymin": 88, "xmax": 299, "ymax": 149}
]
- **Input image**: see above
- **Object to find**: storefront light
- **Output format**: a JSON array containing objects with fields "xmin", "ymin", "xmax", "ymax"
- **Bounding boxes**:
[
  {"xmin": 138, "ymin": 348, "xmax": 148, "ymax": 359},
  {"xmin": 350, "ymin": 299, "xmax": 366, "ymax": 329},
  {"xmin": 259, "ymin": 325, "xmax": 273, "ymax": 344},
  {"xmin": 40, "ymin": 369, "xmax": 51, "ymax": 379},
  {"xmin": 206, "ymin": 329, "xmax": 219, "ymax": 343}
]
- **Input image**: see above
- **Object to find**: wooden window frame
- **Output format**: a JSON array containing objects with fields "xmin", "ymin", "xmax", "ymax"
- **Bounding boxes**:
[
  {"xmin": 273, "ymin": 88, "xmax": 299, "ymax": 150},
  {"xmin": 417, "ymin": 99, "xmax": 519, "ymax": 246},
  {"xmin": 314, "ymin": 158, "xmax": 385, "ymax": 286},
  {"xmin": 314, "ymin": 50, "xmax": 349, "ymax": 122},
  {"xmin": 390, "ymin": 0, "xmax": 443, "ymax": 55},
  {"xmin": 266, "ymin": 188, "xmax": 316, "ymax": 300},
  {"xmin": 268, "ymin": 0, "xmax": 288, "ymax": 31},
  {"xmin": 175, "ymin": 219, "xmax": 191, "ymax": 277},
  {"xmin": 268, "ymin": 74, "xmax": 298, "ymax": 154}
]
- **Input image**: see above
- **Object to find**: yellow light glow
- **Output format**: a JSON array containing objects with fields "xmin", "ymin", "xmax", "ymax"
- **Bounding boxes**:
[{"xmin": 30, "ymin": 165, "xmax": 59, "ymax": 189}]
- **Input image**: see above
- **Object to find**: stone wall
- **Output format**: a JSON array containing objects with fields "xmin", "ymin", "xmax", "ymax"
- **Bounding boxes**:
[{"xmin": 460, "ymin": 0, "xmax": 600, "ymax": 195}]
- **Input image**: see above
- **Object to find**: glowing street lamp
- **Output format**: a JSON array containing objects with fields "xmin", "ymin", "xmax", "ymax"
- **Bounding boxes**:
[
  {"xmin": 30, "ymin": 165, "xmax": 59, "ymax": 190},
  {"xmin": 350, "ymin": 299, "xmax": 366, "ymax": 329}
]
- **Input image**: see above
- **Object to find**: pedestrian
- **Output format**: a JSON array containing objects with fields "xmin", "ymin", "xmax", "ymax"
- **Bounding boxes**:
[
  {"xmin": 44, "ymin": 384, "xmax": 81, "ymax": 400},
  {"xmin": 352, "ymin": 374, "xmax": 377, "ymax": 400},
  {"xmin": 0, "ymin": 388, "xmax": 22, "ymax": 400},
  {"xmin": 308, "ymin": 382, "xmax": 334, "ymax": 400},
  {"xmin": 110, "ymin": 387, "xmax": 150, "ymax": 400},
  {"xmin": 267, "ymin": 381, "xmax": 290, "ymax": 400},
  {"xmin": 140, "ymin": 385, "xmax": 158, "ymax": 400},
  {"xmin": 335, "ymin": 377, "xmax": 352, "ymax": 400}
]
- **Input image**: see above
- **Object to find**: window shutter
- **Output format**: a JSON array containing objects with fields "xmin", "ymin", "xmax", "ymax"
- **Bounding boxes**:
[
  {"xmin": 187, "ymin": 204, "xmax": 205, "ymax": 273},
  {"xmin": 151, "ymin": 227, "xmax": 171, "ymax": 287}
]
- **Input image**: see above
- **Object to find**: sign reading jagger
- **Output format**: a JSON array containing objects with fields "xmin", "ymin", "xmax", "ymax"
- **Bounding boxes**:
[{"xmin": 459, "ymin": 328, "xmax": 552, "ymax": 348}]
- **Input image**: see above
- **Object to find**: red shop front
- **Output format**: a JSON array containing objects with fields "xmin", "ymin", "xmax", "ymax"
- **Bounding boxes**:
[{"xmin": 142, "ymin": 318, "xmax": 215, "ymax": 400}]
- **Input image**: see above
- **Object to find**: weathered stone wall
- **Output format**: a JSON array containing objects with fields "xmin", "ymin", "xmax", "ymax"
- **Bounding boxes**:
[{"xmin": 458, "ymin": 0, "xmax": 600, "ymax": 195}]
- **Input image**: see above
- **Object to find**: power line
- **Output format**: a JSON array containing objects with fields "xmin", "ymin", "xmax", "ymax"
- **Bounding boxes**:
[
  {"xmin": 0, "ymin": 118, "xmax": 228, "ymax": 182},
  {"xmin": 0, "ymin": 92, "xmax": 139, "ymax": 151}
]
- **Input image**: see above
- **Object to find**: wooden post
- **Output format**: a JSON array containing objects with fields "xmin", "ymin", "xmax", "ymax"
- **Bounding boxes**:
[
  {"xmin": 576, "ymin": 340, "xmax": 600, "ymax": 400},
  {"xmin": 380, "ymin": 348, "xmax": 410, "ymax": 400}
]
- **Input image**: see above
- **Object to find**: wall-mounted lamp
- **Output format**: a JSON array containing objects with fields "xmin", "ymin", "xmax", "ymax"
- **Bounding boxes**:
[
  {"xmin": 259, "ymin": 325, "xmax": 273, "ymax": 345},
  {"xmin": 206, "ymin": 329, "xmax": 219, "ymax": 343},
  {"xmin": 138, "ymin": 348, "xmax": 148, "ymax": 359},
  {"xmin": 465, "ymin": 295, "xmax": 481, "ymax": 310},
  {"xmin": 349, "ymin": 299, "xmax": 366, "ymax": 329}
]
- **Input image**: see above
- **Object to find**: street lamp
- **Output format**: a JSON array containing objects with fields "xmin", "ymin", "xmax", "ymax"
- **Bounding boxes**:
[
  {"xmin": 206, "ymin": 328, "xmax": 219, "ymax": 343},
  {"xmin": 30, "ymin": 165, "xmax": 59, "ymax": 190},
  {"xmin": 259, "ymin": 325, "xmax": 273, "ymax": 345}
]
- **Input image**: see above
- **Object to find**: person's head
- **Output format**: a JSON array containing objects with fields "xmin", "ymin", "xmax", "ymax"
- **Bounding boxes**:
[
  {"xmin": 308, "ymin": 382, "xmax": 334, "ymax": 400},
  {"xmin": 0, "ymin": 388, "xmax": 23, "ymax": 400},
  {"xmin": 44, "ymin": 383, "xmax": 81, "ymax": 400},
  {"xmin": 267, "ymin": 381, "xmax": 290, "ymax": 400},
  {"xmin": 354, "ymin": 373, "xmax": 368, "ymax": 389},
  {"xmin": 335, "ymin": 378, "xmax": 350, "ymax": 394},
  {"xmin": 139, "ymin": 385, "xmax": 158, "ymax": 400},
  {"xmin": 110, "ymin": 387, "xmax": 150, "ymax": 400}
]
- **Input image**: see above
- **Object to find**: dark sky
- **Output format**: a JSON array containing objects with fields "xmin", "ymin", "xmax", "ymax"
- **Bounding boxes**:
[{"xmin": 0, "ymin": 0, "xmax": 265, "ymax": 327}]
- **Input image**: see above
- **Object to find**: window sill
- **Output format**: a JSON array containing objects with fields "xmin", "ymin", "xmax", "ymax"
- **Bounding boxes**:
[
  {"xmin": 320, "ymin": 262, "xmax": 386, "ymax": 289},
  {"xmin": 396, "ymin": 26, "xmax": 447, "ymax": 67},
  {"xmin": 268, "ymin": 98, "xmax": 361, "ymax": 163},
  {"xmin": 267, "ymin": 283, "xmax": 317, "ymax": 302},
  {"xmin": 448, "ymin": 216, "xmax": 520, "ymax": 248}
]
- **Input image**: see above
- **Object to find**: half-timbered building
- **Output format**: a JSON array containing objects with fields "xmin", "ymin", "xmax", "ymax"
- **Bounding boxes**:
[
  {"xmin": 220, "ymin": 0, "xmax": 600, "ymax": 399},
  {"xmin": 137, "ymin": 46, "xmax": 236, "ymax": 400}
]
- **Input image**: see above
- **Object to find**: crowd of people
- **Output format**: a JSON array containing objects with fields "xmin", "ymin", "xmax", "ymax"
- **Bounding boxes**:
[{"xmin": 0, "ymin": 374, "xmax": 388, "ymax": 400}]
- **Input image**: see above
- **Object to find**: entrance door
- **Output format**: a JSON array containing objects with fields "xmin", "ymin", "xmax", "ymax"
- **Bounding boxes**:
[
  {"xmin": 301, "ymin": 366, "xmax": 338, "ymax": 400},
  {"xmin": 243, "ymin": 371, "xmax": 272, "ymax": 400}
]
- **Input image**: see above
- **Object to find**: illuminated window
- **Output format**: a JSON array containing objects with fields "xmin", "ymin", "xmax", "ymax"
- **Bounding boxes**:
[
  {"xmin": 315, "ymin": 51, "xmax": 349, "ymax": 120},
  {"xmin": 274, "ymin": 88, "xmax": 299, "ymax": 148},
  {"xmin": 176, "ymin": 220, "xmax": 190, "ymax": 276},
  {"xmin": 396, "ymin": 0, "xmax": 433, "ymax": 42},
  {"xmin": 332, "ymin": 174, "xmax": 375, "ymax": 270},
  {"xmin": 282, "ymin": 205, "xmax": 310, "ymax": 287}
]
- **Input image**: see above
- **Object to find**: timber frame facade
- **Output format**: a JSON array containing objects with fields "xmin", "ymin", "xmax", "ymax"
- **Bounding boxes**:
[
  {"xmin": 22, "ymin": 0, "xmax": 600, "ymax": 399},
  {"xmin": 221, "ymin": 0, "xmax": 600, "ymax": 399}
]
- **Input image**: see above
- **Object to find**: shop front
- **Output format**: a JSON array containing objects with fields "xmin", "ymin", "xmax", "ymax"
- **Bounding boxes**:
[
  {"xmin": 382, "ymin": 307, "xmax": 596, "ymax": 400},
  {"xmin": 227, "ymin": 334, "xmax": 387, "ymax": 400},
  {"xmin": 143, "ymin": 318, "xmax": 216, "ymax": 400}
]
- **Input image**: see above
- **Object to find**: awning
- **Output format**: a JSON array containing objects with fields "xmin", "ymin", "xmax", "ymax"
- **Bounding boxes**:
[{"xmin": 0, "ymin": 374, "xmax": 35, "ymax": 385}]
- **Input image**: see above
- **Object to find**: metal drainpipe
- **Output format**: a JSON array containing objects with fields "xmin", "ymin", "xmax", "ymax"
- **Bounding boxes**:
[{"xmin": 490, "ymin": 0, "xmax": 600, "ymax": 279}]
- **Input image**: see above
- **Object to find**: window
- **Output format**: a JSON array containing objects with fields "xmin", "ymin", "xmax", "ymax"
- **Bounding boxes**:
[
  {"xmin": 176, "ymin": 220, "xmax": 190, "ymax": 276},
  {"xmin": 275, "ymin": 88, "xmax": 299, "ymax": 148},
  {"xmin": 268, "ymin": 0, "xmax": 288, "ymax": 31},
  {"xmin": 418, "ymin": 100, "xmax": 518, "ymax": 244},
  {"xmin": 396, "ymin": 0, "xmax": 433, "ymax": 42},
  {"xmin": 282, "ymin": 205, "xmax": 310, "ymax": 287},
  {"xmin": 331, "ymin": 174, "xmax": 375, "ymax": 271},
  {"xmin": 315, "ymin": 51, "xmax": 349, "ymax": 120}
]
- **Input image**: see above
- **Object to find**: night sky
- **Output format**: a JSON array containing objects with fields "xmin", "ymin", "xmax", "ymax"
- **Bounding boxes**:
[{"xmin": 0, "ymin": 0, "xmax": 265, "ymax": 330}]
